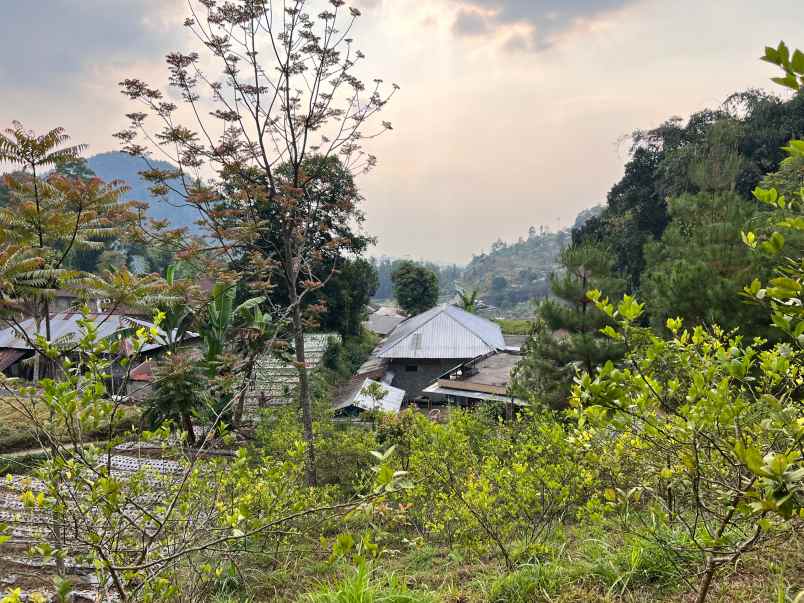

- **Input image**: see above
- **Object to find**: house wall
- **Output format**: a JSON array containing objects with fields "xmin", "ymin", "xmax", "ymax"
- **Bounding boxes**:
[{"xmin": 388, "ymin": 359, "xmax": 466, "ymax": 401}]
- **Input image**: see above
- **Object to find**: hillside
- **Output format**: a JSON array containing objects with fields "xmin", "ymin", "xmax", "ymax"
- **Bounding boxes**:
[
  {"xmin": 459, "ymin": 207, "xmax": 603, "ymax": 314},
  {"xmin": 87, "ymin": 152, "xmax": 201, "ymax": 233}
]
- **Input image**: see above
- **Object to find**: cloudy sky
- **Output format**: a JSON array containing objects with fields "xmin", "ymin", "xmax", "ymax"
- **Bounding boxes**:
[{"xmin": 2, "ymin": 1, "xmax": 804, "ymax": 264}]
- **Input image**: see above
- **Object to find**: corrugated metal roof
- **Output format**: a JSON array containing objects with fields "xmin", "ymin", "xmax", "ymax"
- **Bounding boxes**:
[
  {"xmin": 0, "ymin": 312, "xmax": 192, "ymax": 353},
  {"xmin": 243, "ymin": 333, "xmax": 340, "ymax": 417},
  {"xmin": 375, "ymin": 304, "xmax": 505, "ymax": 359},
  {"xmin": 422, "ymin": 383, "xmax": 527, "ymax": 406},
  {"xmin": 0, "ymin": 349, "xmax": 26, "ymax": 371},
  {"xmin": 364, "ymin": 313, "xmax": 406, "ymax": 336},
  {"xmin": 334, "ymin": 378, "xmax": 405, "ymax": 413}
]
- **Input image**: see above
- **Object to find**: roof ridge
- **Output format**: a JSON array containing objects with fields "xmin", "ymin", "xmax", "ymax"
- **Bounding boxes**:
[
  {"xmin": 376, "ymin": 304, "xmax": 446, "ymax": 356},
  {"xmin": 444, "ymin": 305, "xmax": 502, "ymax": 350}
]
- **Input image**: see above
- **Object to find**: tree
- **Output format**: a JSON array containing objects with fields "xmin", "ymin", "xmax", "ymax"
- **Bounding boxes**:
[
  {"xmin": 512, "ymin": 243, "xmax": 624, "ymax": 408},
  {"xmin": 0, "ymin": 122, "xmax": 135, "ymax": 378},
  {"xmin": 116, "ymin": 0, "xmax": 397, "ymax": 486},
  {"xmin": 641, "ymin": 191, "xmax": 777, "ymax": 339},
  {"xmin": 456, "ymin": 287, "xmax": 479, "ymax": 314},
  {"xmin": 576, "ymin": 294, "xmax": 804, "ymax": 603},
  {"xmin": 575, "ymin": 89, "xmax": 804, "ymax": 289},
  {"xmin": 317, "ymin": 257, "xmax": 379, "ymax": 336},
  {"xmin": 391, "ymin": 261, "xmax": 438, "ymax": 316},
  {"xmin": 0, "ymin": 311, "xmax": 406, "ymax": 601},
  {"xmin": 568, "ymin": 44, "xmax": 804, "ymax": 603}
]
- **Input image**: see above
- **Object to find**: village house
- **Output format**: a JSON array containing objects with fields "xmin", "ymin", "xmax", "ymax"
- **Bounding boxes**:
[{"xmin": 0, "ymin": 311, "xmax": 197, "ymax": 400}]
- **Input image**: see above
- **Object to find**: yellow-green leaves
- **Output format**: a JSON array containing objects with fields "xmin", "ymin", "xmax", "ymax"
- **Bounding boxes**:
[{"xmin": 762, "ymin": 41, "xmax": 804, "ymax": 90}]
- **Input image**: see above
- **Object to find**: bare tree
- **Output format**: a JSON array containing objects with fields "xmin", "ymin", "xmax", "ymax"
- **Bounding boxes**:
[{"xmin": 116, "ymin": 0, "xmax": 397, "ymax": 485}]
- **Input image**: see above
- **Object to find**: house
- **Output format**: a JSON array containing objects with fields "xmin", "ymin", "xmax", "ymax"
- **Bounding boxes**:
[
  {"xmin": 0, "ymin": 311, "xmax": 192, "ymax": 380},
  {"xmin": 363, "ymin": 306, "xmax": 406, "ymax": 336},
  {"xmin": 0, "ymin": 311, "xmax": 200, "ymax": 406},
  {"xmin": 333, "ymin": 378, "xmax": 405, "ymax": 418},
  {"xmin": 421, "ymin": 350, "xmax": 526, "ymax": 415},
  {"xmin": 373, "ymin": 304, "xmax": 506, "ymax": 403}
]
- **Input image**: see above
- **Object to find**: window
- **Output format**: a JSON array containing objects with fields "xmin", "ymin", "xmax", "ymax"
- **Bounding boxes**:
[{"xmin": 405, "ymin": 364, "xmax": 418, "ymax": 372}]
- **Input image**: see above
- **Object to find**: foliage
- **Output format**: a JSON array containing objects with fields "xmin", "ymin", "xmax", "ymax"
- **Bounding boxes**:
[
  {"xmin": 372, "ymin": 258, "xmax": 461, "ymax": 302},
  {"xmin": 493, "ymin": 319, "xmax": 534, "ymax": 336},
  {"xmin": 391, "ymin": 261, "xmax": 439, "ymax": 316},
  {"xmin": 576, "ymin": 89, "xmax": 804, "ymax": 288},
  {"xmin": 461, "ymin": 227, "xmax": 569, "ymax": 310},
  {"xmin": 512, "ymin": 243, "xmax": 624, "ymax": 408},
  {"xmin": 641, "ymin": 191, "xmax": 778, "ymax": 338},
  {"xmin": 116, "ymin": 0, "xmax": 398, "ymax": 486},
  {"xmin": 143, "ymin": 352, "xmax": 206, "ymax": 445},
  {"xmin": 317, "ymin": 258, "xmax": 380, "ymax": 337},
  {"xmin": 576, "ymin": 291, "xmax": 804, "ymax": 602},
  {"xmin": 455, "ymin": 287, "xmax": 479, "ymax": 313},
  {"xmin": 394, "ymin": 410, "xmax": 596, "ymax": 570}
]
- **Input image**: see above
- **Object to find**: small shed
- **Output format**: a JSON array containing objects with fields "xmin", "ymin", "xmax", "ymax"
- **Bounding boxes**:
[{"xmin": 333, "ymin": 378, "xmax": 406, "ymax": 416}]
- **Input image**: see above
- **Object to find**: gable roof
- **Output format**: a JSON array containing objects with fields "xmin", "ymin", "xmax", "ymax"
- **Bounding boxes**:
[{"xmin": 375, "ymin": 304, "xmax": 505, "ymax": 360}]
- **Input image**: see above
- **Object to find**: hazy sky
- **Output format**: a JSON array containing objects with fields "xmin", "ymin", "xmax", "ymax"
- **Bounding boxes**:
[{"xmin": 2, "ymin": 1, "xmax": 804, "ymax": 264}]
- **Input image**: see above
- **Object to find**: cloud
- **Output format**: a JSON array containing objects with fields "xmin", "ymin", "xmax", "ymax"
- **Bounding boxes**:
[
  {"xmin": 0, "ymin": 0, "xmax": 183, "ymax": 89},
  {"xmin": 452, "ymin": 0, "xmax": 638, "ymax": 50}
]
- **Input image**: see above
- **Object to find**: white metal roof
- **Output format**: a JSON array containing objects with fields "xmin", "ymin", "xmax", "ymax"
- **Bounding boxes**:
[
  {"xmin": 375, "ymin": 304, "xmax": 505, "ymax": 360},
  {"xmin": 422, "ymin": 383, "xmax": 527, "ymax": 406},
  {"xmin": 334, "ymin": 378, "xmax": 405, "ymax": 413},
  {"xmin": 0, "ymin": 312, "xmax": 192, "ymax": 353}
]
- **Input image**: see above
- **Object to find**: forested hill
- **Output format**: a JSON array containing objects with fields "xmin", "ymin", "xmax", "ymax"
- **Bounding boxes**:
[
  {"xmin": 460, "ymin": 228, "xmax": 568, "ymax": 310},
  {"xmin": 459, "ymin": 207, "xmax": 603, "ymax": 311},
  {"xmin": 87, "ymin": 152, "xmax": 200, "ymax": 233}
]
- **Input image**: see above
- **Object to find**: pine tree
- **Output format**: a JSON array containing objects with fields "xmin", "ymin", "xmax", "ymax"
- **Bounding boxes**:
[{"xmin": 513, "ymin": 243, "xmax": 625, "ymax": 408}]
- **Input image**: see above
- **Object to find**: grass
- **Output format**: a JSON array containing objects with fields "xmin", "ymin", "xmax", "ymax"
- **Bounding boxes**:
[
  {"xmin": 493, "ymin": 319, "xmax": 534, "ymax": 336},
  {"xmin": 304, "ymin": 563, "xmax": 438, "ymax": 603},
  {"xmin": 0, "ymin": 395, "xmax": 140, "ymax": 454}
]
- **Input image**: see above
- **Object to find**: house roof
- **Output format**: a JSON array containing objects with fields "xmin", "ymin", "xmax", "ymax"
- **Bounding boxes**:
[
  {"xmin": 244, "ymin": 333, "xmax": 341, "ymax": 417},
  {"xmin": 364, "ymin": 312, "xmax": 406, "ymax": 336},
  {"xmin": 334, "ymin": 378, "xmax": 405, "ymax": 414},
  {"xmin": 0, "ymin": 312, "xmax": 192, "ymax": 353},
  {"xmin": 375, "ymin": 304, "xmax": 505, "ymax": 360},
  {"xmin": 422, "ymin": 350, "xmax": 526, "ymax": 405}
]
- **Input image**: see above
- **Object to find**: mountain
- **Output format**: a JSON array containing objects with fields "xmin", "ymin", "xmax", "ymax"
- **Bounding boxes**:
[{"xmin": 87, "ymin": 152, "xmax": 201, "ymax": 233}]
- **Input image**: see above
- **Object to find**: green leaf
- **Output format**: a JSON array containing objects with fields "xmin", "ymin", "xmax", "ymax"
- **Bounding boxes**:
[
  {"xmin": 778, "ymin": 40, "xmax": 791, "ymax": 66},
  {"xmin": 762, "ymin": 46, "xmax": 780, "ymax": 65},
  {"xmin": 771, "ymin": 74, "xmax": 800, "ymax": 90},
  {"xmin": 792, "ymin": 49, "xmax": 804, "ymax": 74}
]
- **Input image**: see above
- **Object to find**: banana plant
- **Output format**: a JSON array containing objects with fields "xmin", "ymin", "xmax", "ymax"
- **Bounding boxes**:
[{"xmin": 202, "ymin": 282, "xmax": 266, "ymax": 371}]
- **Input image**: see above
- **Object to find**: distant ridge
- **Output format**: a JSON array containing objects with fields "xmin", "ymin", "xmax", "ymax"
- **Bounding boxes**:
[{"xmin": 87, "ymin": 152, "xmax": 201, "ymax": 233}]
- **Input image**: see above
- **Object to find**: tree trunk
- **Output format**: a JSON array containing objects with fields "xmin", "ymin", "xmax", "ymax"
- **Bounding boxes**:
[
  {"xmin": 695, "ymin": 557, "xmax": 716, "ymax": 603},
  {"xmin": 232, "ymin": 354, "xmax": 256, "ymax": 429},
  {"xmin": 292, "ymin": 302, "xmax": 317, "ymax": 486},
  {"xmin": 182, "ymin": 412, "xmax": 196, "ymax": 447}
]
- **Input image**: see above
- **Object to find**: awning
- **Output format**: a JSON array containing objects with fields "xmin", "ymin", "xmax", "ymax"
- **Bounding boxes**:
[
  {"xmin": 422, "ymin": 383, "xmax": 527, "ymax": 406},
  {"xmin": 0, "ymin": 349, "xmax": 26, "ymax": 371}
]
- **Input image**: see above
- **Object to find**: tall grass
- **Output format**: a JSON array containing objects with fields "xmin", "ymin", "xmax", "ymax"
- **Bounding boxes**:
[{"xmin": 306, "ymin": 564, "xmax": 437, "ymax": 603}]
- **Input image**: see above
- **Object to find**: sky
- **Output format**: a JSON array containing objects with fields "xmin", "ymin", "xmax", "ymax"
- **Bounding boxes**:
[{"xmin": 2, "ymin": 1, "xmax": 804, "ymax": 264}]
